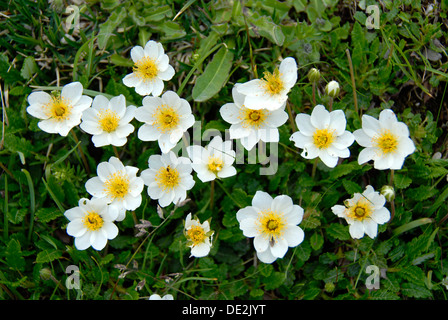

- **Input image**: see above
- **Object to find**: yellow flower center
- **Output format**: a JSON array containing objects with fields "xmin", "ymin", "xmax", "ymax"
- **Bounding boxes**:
[
  {"xmin": 154, "ymin": 105, "xmax": 179, "ymax": 133},
  {"xmin": 347, "ymin": 198, "xmax": 373, "ymax": 221},
  {"xmin": 374, "ymin": 130, "xmax": 398, "ymax": 154},
  {"xmin": 134, "ymin": 56, "xmax": 158, "ymax": 80},
  {"xmin": 98, "ymin": 109, "xmax": 120, "ymax": 133},
  {"xmin": 208, "ymin": 157, "xmax": 223, "ymax": 174},
  {"xmin": 240, "ymin": 108, "xmax": 268, "ymax": 129},
  {"xmin": 83, "ymin": 211, "xmax": 104, "ymax": 231},
  {"xmin": 257, "ymin": 210, "xmax": 285, "ymax": 243},
  {"xmin": 313, "ymin": 128, "xmax": 335, "ymax": 149},
  {"xmin": 104, "ymin": 172, "xmax": 130, "ymax": 199},
  {"xmin": 155, "ymin": 165, "xmax": 180, "ymax": 191},
  {"xmin": 47, "ymin": 96, "xmax": 71, "ymax": 121},
  {"xmin": 186, "ymin": 225, "xmax": 206, "ymax": 246},
  {"xmin": 262, "ymin": 69, "xmax": 284, "ymax": 96}
]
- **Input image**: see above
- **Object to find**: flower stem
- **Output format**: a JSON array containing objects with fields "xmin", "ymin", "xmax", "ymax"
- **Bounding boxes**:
[
  {"xmin": 328, "ymin": 97, "xmax": 334, "ymax": 112},
  {"xmin": 286, "ymin": 101, "xmax": 297, "ymax": 132},
  {"xmin": 113, "ymin": 146, "xmax": 120, "ymax": 159},
  {"xmin": 311, "ymin": 158, "xmax": 318, "ymax": 179},
  {"xmin": 210, "ymin": 180, "xmax": 215, "ymax": 211},
  {"xmin": 389, "ymin": 169, "xmax": 395, "ymax": 222},
  {"xmin": 312, "ymin": 82, "xmax": 316, "ymax": 105},
  {"xmin": 70, "ymin": 130, "xmax": 91, "ymax": 174},
  {"xmin": 346, "ymin": 49, "xmax": 359, "ymax": 116}
]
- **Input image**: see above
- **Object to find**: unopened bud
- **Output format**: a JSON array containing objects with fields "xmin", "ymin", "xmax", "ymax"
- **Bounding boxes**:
[
  {"xmin": 307, "ymin": 68, "xmax": 321, "ymax": 83},
  {"xmin": 325, "ymin": 80, "xmax": 340, "ymax": 98},
  {"xmin": 380, "ymin": 185, "xmax": 395, "ymax": 202},
  {"xmin": 39, "ymin": 268, "xmax": 53, "ymax": 281}
]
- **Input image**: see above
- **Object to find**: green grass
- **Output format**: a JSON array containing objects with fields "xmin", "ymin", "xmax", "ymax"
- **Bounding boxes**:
[{"xmin": 0, "ymin": 0, "xmax": 448, "ymax": 300}]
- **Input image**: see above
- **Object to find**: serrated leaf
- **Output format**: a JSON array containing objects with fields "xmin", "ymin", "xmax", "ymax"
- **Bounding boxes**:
[
  {"xmin": 6, "ymin": 239, "xmax": 25, "ymax": 271},
  {"xmin": 35, "ymin": 207, "xmax": 63, "ymax": 223},
  {"xmin": 310, "ymin": 232, "xmax": 324, "ymax": 250},
  {"xmin": 20, "ymin": 56, "xmax": 37, "ymax": 80},
  {"xmin": 35, "ymin": 249, "xmax": 63, "ymax": 263},
  {"xmin": 394, "ymin": 173, "xmax": 412, "ymax": 189},
  {"xmin": 342, "ymin": 179, "xmax": 363, "ymax": 194},
  {"xmin": 326, "ymin": 223, "xmax": 350, "ymax": 241},
  {"xmin": 97, "ymin": 7, "xmax": 127, "ymax": 49},
  {"xmin": 192, "ymin": 46, "xmax": 234, "ymax": 102}
]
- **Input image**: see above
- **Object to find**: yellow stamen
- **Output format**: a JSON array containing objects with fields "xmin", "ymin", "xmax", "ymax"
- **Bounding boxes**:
[
  {"xmin": 208, "ymin": 157, "xmax": 223, "ymax": 174},
  {"xmin": 83, "ymin": 211, "xmax": 104, "ymax": 231},
  {"xmin": 347, "ymin": 198, "xmax": 373, "ymax": 221},
  {"xmin": 133, "ymin": 56, "xmax": 158, "ymax": 80},
  {"xmin": 153, "ymin": 105, "xmax": 179, "ymax": 133},
  {"xmin": 313, "ymin": 128, "xmax": 335, "ymax": 149},
  {"xmin": 98, "ymin": 110, "xmax": 120, "ymax": 133},
  {"xmin": 374, "ymin": 130, "xmax": 398, "ymax": 154},
  {"xmin": 262, "ymin": 69, "xmax": 284, "ymax": 96},
  {"xmin": 257, "ymin": 210, "xmax": 285, "ymax": 244},
  {"xmin": 240, "ymin": 108, "xmax": 268, "ymax": 129},
  {"xmin": 155, "ymin": 165, "xmax": 180, "ymax": 191},
  {"xmin": 104, "ymin": 172, "xmax": 130, "ymax": 199},
  {"xmin": 186, "ymin": 225, "xmax": 206, "ymax": 246},
  {"xmin": 47, "ymin": 96, "xmax": 71, "ymax": 121}
]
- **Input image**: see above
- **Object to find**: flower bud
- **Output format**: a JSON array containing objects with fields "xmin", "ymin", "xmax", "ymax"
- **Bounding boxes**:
[
  {"xmin": 39, "ymin": 268, "xmax": 53, "ymax": 281},
  {"xmin": 380, "ymin": 185, "xmax": 395, "ymax": 202},
  {"xmin": 325, "ymin": 80, "xmax": 340, "ymax": 98},
  {"xmin": 307, "ymin": 68, "xmax": 321, "ymax": 83}
]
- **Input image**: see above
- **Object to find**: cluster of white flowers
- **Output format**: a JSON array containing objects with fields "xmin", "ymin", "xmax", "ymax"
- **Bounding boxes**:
[{"xmin": 26, "ymin": 37, "xmax": 417, "ymax": 263}]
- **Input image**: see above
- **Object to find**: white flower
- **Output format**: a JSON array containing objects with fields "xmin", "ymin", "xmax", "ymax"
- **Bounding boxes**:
[
  {"xmin": 186, "ymin": 136, "xmax": 237, "ymax": 182},
  {"xmin": 235, "ymin": 57, "xmax": 297, "ymax": 110},
  {"xmin": 64, "ymin": 197, "xmax": 119, "ymax": 250},
  {"xmin": 149, "ymin": 294, "xmax": 174, "ymax": 300},
  {"xmin": 236, "ymin": 191, "xmax": 305, "ymax": 264},
  {"xmin": 290, "ymin": 104, "xmax": 354, "ymax": 168},
  {"xmin": 122, "ymin": 40, "xmax": 175, "ymax": 97},
  {"xmin": 220, "ymin": 86, "xmax": 288, "ymax": 151},
  {"xmin": 85, "ymin": 156, "xmax": 144, "ymax": 221},
  {"xmin": 135, "ymin": 91, "xmax": 195, "ymax": 153},
  {"xmin": 26, "ymin": 82, "xmax": 92, "ymax": 136},
  {"xmin": 353, "ymin": 109, "xmax": 416, "ymax": 170},
  {"xmin": 325, "ymin": 80, "xmax": 340, "ymax": 98},
  {"xmin": 80, "ymin": 94, "xmax": 136, "ymax": 147},
  {"xmin": 184, "ymin": 213, "xmax": 213, "ymax": 258},
  {"xmin": 331, "ymin": 185, "xmax": 391, "ymax": 239},
  {"xmin": 141, "ymin": 151, "xmax": 195, "ymax": 208}
]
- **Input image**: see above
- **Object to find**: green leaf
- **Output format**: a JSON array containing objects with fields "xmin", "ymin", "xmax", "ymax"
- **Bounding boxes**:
[
  {"xmin": 35, "ymin": 207, "xmax": 63, "ymax": 223},
  {"xmin": 35, "ymin": 249, "xmax": 63, "ymax": 263},
  {"xmin": 310, "ymin": 232, "xmax": 324, "ymax": 250},
  {"xmin": 394, "ymin": 173, "xmax": 412, "ymax": 189},
  {"xmin": 393, "ymin": 218, "xmax": 433, "ymax": 236},
  {"xmin": 342, "ymin": 179, "xmax": 363, "ymax": 194},
  {"xmin": 97, "ymin": 7, "xmax": 127, "ymax": 49},
  {"xmin": 249, "ymin": 15, "xmax": 285, "ymax": 46},
  {"xmin": 326, "ymin": 223, "xmax": 351, "ymax": 241},
  {"xmin": 20, "ymin": 56, "xmax": 37, "ymax": 80},
  {"xmin": 6, "ymin": 239, "xmax": 25, "ymax": 271},
  {"xmin": 192, "ymin": 46, "xmax": 234, "ymax": 102}
]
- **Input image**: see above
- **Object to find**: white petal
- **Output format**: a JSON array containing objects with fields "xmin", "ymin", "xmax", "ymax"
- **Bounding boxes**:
[
  {"xmin": 319, "ymin": 150, "xmax": 339, "ymax": 168},
  {"xmin": 254, "ymin": 235, "xmax": 269, "ymax": 252},
  {"xmin": 310, "ymin": 105, "xmax": 330, "ymax": 129},
  {"xmin": 295, "ymin": 113, "xmax": 314, "ymax": 136},
  {"xmin": 279, "ymin": 57, "xmax": 298, "ymax": 87},
  {"xmin": 328, "ymin": 109, "xmax": 347, "ymax": 135},
  {"xmin": 358, "ymin": 147, "xmax": 376, "ymax": 165},
  {"xmin": 271, "ymin": 195, "xmax": 293, "ymax": 215},
  {"xmin": 236, "ymin": 206, "xmax": 258, "ymax": 222},
  {"xmin": 130, "ymin": 46, "xmax": 145, "ymax": 62},
  {"xmin": 239, "ymin": 218, "xmax": 259, "ymax": 237},
  {"xmin": 353, "ymin": 129, "xmax": 373, "ymax": 147},
  {"xmin": 378, "ymin": 109, "xmax": 397, "ymax": 129},
  {"xmin": 361, "ymin": 114, "xmax": 381, "ymax": 137},
  {"xmin": 252, "ymin": 191, "xmax": 273, "ymax": 211},
  {"xmin": 363, "ymin": 219, "xmax": 378, "ymax": 239},
  {"xmin": 61, "ymin": 82, "xmax": 83, "ymax": 105},
  {"xmin": 256, "ymin": 248, "xmax": 277, "ymax": 264},
  {"xmin": 270, "ymin": 237, "xmax": 289, "ymax": 258},
  {"xmin": 349, "ymin": 221, "xmax": 365, "ymax": 239},
  {"xmin": 283, "ymin": 226, "xmax": 304, "ymax": 247},
  {"xmin": 74, "ymin": 232, "xmax": 92, "ymax": 250},
  {"xmin": 371, "ymin": 207, "xmax": 390, "ymax": 224},
  {"xmin": 122, "ymin": 73, "xmax": 142, "ymax": 88},
  {"xmin": 220, "ymin": 103, "xmax": 242, "ymax": 125}
]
